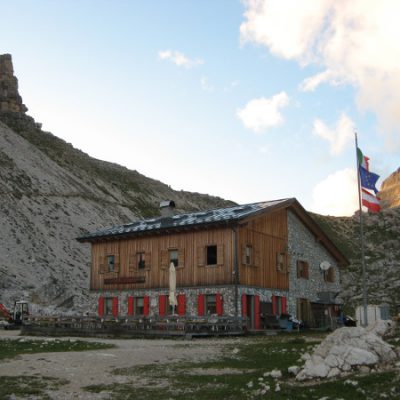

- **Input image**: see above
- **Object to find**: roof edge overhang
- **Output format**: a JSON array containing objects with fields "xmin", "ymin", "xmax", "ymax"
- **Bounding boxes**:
[{"xmin": 76, "ymin": 219, "xmax": 238, "ymax": 243}]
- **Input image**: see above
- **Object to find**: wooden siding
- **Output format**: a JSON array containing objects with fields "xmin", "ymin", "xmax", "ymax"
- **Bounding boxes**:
[
  {"xmin": 90, "ymin": 209, "xmax": 290, "ymax": 291},
  {"xmin": 90, "ymin": 227, "xmax": 234, "ymax": 290},
  {"xmin": 237, "ymin": 209, "xmax": 289, "ymax": 290}
]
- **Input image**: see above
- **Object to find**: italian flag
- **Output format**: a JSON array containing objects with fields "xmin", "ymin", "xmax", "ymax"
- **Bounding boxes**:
[
  {"xmin": 357, "ymin": 147, "xmax": 370, "ymax": 171},
  {"xmin": 361, "ymin": 188, "xmax": 380, "ymax": 213}
]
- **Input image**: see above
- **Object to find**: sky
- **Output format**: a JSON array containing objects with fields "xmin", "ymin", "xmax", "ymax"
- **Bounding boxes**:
[{"xmin": 1, "ymin": 0, "xmax": 399, "ymax": 216}]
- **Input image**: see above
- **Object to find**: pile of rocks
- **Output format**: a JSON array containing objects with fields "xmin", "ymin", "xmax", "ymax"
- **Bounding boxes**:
[{"xmin": 295, "ymin": 320, "xmax": 398, "ymax": 380}]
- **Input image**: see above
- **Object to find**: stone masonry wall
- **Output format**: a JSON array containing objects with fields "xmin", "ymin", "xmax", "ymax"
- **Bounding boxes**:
[
  {"xmin": 287, "ymin": 211, "xmax": 341, "ymax": 318},
  {"xmin": 87, "ymin": 285, "xmax": 289, "ymax": 318}
]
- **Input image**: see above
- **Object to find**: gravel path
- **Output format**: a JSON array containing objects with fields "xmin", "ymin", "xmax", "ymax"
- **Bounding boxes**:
[{"xmin": 0, "ymin": 330, "xmax": 238, "ymax": 399}]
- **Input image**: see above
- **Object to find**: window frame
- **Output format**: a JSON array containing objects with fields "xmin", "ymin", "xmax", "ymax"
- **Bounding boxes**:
[
  {"xmin": 137, "ymin": 252, "xmax": 146, "ymax": 270},
  {"xmin": 205, "ymin": 294, "xmax": 217, "ymax": 315},
  {"xmin": 206, "ymin": 245, "xmax": 218, "ymax": 266},
  {"xmin": 276, "ymin": 252, "xmax": 288, "ymax": 273},
  {"xmin": 104, "ymin": 297, "xmax": 114, "ymax": 316},
  {"xmin": 324, "ymin": 267, "xmax": 335, "ymax": 283},
  {"xmin": 107, "ymin": 255, "xmax": 115, "ymax": 273},
  {"xmin": 169, "ymin": 249, "xmax": 179, "ymax": 268},
  {"xmin": 245, "ymin": 244, "xmax": 253, "ymax": 265},
  {"xmin": 297, "ymin": 260, "xmax": 309, "ymax": 279},
  {"xmin": 135, "ymin": 297, "xmax": 145, "ymax": 316}
]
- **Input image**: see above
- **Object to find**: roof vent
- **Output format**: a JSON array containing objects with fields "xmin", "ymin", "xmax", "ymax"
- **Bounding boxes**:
[{"xmin": 159, "ymin": 200, "xmax": 176, "ymax": 217}]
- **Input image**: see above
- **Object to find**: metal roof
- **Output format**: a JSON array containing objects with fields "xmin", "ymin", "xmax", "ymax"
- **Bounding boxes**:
[{"xmin": 77, "ymin": 198, "xmax": 293, "ymax": 242}]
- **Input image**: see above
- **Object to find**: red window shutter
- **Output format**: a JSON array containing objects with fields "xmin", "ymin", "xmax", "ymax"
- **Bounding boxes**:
[
  {"xmin": 254, "ymin": 295, "xmax": 260, "ymax": 330},
  {"xmin": 143, "ymin": 296, "xmax": 150, "ymax": 316},
  {"xmin": 282, "ymin": 296, "xmax": 287, "ymax": 314},
  {"xmin": 197, "ymin": 294, "xmax": 205, "ymax": 316},
  {"xmin": 127, "ymin": 296, "xmax": 134, "ymax": 316},
  {"xmin": 241, "ymin": 294, "xmax": 247, "ymax": 317},
  {"xmin": 177, "ymin": 294, "xmax": 186, "ymax": 316},
  {"xmin": 159, "ymin": 295, "xmax": 166, "ymax": 316},
  {"xmin": 216, "ymin": 294, "xmax": 223, "ymax": 316},
  {"xmin": 272, "ymin": 296, "xmax": 277, "ymax": 315},
  {"xmin": 112, "ymin": 297, "xmax": 119, "ymax": 318},
  {"xmin": 98, "ymin": 297, "xmax": 104, "ymax": 317}
]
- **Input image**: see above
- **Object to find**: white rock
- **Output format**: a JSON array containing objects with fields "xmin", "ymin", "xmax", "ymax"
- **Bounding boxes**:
[
  {"xmin": 344, "ymin": 379, "xmax": 358, "ymax": 386},
  {"xmin": 344, "ymin": 347, "xmax": 379, "ymax": 366},
  {"xmin": 325, "ymin": 354, "xmax": 340, "ymax": 368},
  {"xmin": 327, "ymin": 367, "xmax": 340, "ymax": 378},
  {"xmin": 288, "ymin": 366, "xmax": 300, "ymax": 375},
  {"xmin": 367, "ymin": 320, "xmax": 394, "ymax": 337},
  {"xmin": 302, "ymin": 363, "xmax": 330, "ymax": 379},
  {"xmin": 270, "ymin": 369, "xmax": 282, "ymax": 379}
]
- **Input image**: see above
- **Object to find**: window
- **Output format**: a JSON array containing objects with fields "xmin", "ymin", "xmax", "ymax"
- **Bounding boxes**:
[
  {"xmin": 324, "ymin": 267, "xmax": 335, "ymax": 283},
  {"xmin": 244, "ymin": 245, "xmax": 253, "ymax": 265},
  {"xmin": 137, "ymin": 252, "xmax": 145, "ymax": 270},
  {"xmin": 297, "ymin": 260, "xmax": 309, "ymax": 279},
  {"xmin": 107, "ymin": 255, "xmax": 115, "ymax": 272},
  {"xmin": 206, "ymin": 245, "xmax": 217, "ymax": 266},
  {"xmin": 206, "ymin": 295, "xmax": 217, "ymax": 315},
  {"xmin": 135, "ymin": 297, "xmax": 144, "ymax": 315},
  {"xmin": 169, "ymin": 249, "xmax": 178, "ymax": 267},
  {"xmin": 271, "ymin": 295, "xmax": 287, "ymax": 316},
  {"xmin": 297, "ymin": 298, "xmax": 311, "ymax": 324},
  {"xmin": 104, "ymin": 298, "xmax": 114, "ymax": 316},
  {"xmin": 276, "ymin": 252, "xmax": 288, "ymax": 273}
]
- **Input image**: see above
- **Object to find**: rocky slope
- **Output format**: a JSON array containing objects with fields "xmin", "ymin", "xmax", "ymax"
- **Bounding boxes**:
[
  {"xmin": 0, "ymin": 54, "xmax": 234, "ymax": 313},
  {"xmin": 379, "ymin": 168, "xmax": 400, "ymax": 209},
  {"xmin": 314, "ymin": 207, "xmax": 400, "ymax": 314}
]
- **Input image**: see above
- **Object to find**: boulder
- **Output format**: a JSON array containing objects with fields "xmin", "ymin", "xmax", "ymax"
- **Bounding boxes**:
[{"xmin": 296, "ymin": 322, "xmax": 397, "ymax": 381}]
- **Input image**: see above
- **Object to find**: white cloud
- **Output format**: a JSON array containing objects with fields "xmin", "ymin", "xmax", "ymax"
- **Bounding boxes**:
[
  {"xmin": 313, "ymin": 113, "xmax": 354, "ymax": 155},
  {"xmin": 311, "ymin": 168, "xmax": 358, "ymax": 216},
  {"xmin": 158, "ymin": 50, "xmax": 203, "ymax": 69},
  {"xmin": 237, "ymin": 92, "xmax": 289, "ymax": 133},
  {"xmin": 299, "ymin": 69, "xmax": 342, "ymax": 92},
  {"xmin": 240, "ymin": 0, "xmax": 400, "ymax": 150}
]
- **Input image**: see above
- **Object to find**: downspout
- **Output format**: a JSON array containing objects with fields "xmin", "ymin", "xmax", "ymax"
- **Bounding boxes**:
[{"xmin": 232, "ymin": 226, "xmax": 239, "ymax": 317}]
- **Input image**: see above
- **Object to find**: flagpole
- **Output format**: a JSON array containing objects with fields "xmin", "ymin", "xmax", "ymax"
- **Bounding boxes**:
[{"xmin": 355, "ymin": 132, "xmax": 368, "ymax": 326}]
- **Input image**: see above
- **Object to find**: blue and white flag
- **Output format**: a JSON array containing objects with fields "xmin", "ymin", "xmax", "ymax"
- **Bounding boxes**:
[{"xmin": 359, "ymin": 165, "xmax": 380, "ymax": 194}]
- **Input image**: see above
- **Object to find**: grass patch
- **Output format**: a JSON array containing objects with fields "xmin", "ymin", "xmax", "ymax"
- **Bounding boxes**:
[
  {"xmin": 0, "ymin": 338, "xmax": 114, "ymax": 360},
  {"xmin": 84, "ymin": 335, "xmax": 319, "ymax": 399},
  {"xmin": 84, "ymin": 334, "xmax": 400, "ymax": 400},
  {"xmin": 0, "ymin": 375, "xmax": 68, "ymax": 400}
]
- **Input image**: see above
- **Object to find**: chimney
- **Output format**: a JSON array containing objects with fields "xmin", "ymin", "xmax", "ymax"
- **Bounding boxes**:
[{"xmin": 159, "ymin": 200, "xmax": 176, "ymax": 217}]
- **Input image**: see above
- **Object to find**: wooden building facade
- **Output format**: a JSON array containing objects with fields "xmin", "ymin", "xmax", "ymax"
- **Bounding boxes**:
[{"xmin": 78, "ymin": 198, "xmax": 348, "ymax": 329}]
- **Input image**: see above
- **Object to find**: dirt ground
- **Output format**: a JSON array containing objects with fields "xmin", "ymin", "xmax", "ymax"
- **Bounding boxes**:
[{"xmin": 0, "ymin": 329, "xmax": 238, "ymax": 399}]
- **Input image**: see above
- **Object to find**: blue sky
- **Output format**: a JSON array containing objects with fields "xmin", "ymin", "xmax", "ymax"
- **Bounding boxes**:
[{"xmin": 1, "ymin": 0, "xmax": 399, "ymax": 216}]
